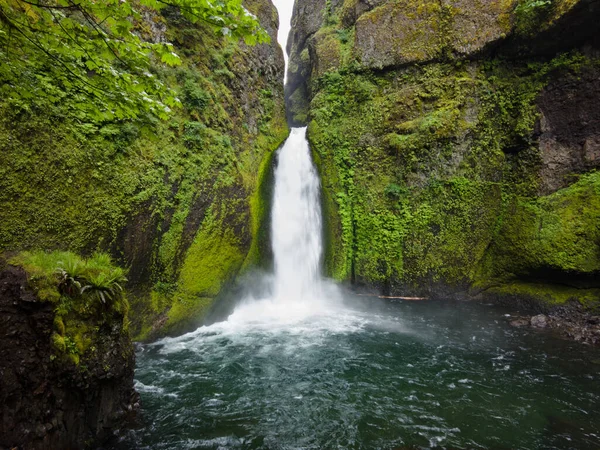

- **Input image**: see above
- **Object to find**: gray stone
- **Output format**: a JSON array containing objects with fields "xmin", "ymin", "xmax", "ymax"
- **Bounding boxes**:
[{"xmin": 530, "ymin": 314, "xmax": 549, "ymax": 328}]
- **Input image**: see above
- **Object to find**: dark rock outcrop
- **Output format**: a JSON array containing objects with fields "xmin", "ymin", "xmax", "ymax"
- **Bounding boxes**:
[
  {"xmin": 537, "ymin": 65, "xmax": 600, "ymax": 193},
  {"xmin": 0, "ymin": 265, "xmax": 137, "ymax": 449}
]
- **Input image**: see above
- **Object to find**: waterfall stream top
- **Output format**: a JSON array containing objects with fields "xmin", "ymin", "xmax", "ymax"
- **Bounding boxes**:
[{"xmin": 271, "ymin": 127, "xmax": 323, "ymax": 302}]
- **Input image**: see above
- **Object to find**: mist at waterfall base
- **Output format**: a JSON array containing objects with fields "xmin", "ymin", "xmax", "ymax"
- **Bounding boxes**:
[{"xmin": 115, "ymin": 129, "xmax": 600, "ymax": 449}]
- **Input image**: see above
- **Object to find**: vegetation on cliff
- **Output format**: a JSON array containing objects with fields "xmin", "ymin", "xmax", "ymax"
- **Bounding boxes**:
[
  {"xmin": 10, "ymin": 250, "xmax": 130, "ymax": 365},
  {"xmin": 287, "ymin": 0, "xmax": 600, "ymax": 307},
  {"xmin": 0, "ymin": 0, "xmax": 288, "ymax": 340},
  {"xmin": 0, "ymin": 0, "xmax": 268, "ymax": 121}
]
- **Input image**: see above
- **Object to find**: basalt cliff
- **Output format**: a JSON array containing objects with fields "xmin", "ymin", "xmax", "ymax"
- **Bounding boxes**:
[{"xmin": 286, "ymin": 0, "xmax": 600, "ymax": 313}]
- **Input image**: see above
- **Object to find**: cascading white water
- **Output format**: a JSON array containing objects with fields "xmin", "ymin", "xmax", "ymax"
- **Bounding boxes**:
[
  {"xmin": 224, "ymin": 126, "xmax": 344, "ymax": 327},
  {"xmin": 186, "ymin": 8, "xmax": 345, "ymax": 327},
  {"xmin": 271, "ymin": 127, "xmax": 323, "ymax": 302}
]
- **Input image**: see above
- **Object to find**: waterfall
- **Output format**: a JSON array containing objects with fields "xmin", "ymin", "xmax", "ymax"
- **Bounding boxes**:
[
  {"xmin": 271, "ymin": 127, "xmax": 323, "ymax": 302},
  {"xmin": 220, "ymin": 6, "xmax": 342, "ymax": 326},
  {"xmin": 225, "ymin": 127, "xmax": 342, "ymax": 326}
]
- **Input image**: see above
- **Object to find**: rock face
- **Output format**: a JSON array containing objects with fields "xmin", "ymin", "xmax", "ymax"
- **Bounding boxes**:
[
  {"xmin": 0, "ymin": 0, "xmax": 287, "ymax": 340},
  {"xmin": 286, "ymin": 0, "xmax": 600, "ymax": 124},
  {"xmin": 353, "ymin": 0, "xmax": 514, "ymax": 68},
  {"xmin": 537, "ymin": 66, "xmax": 600, "ymax": 193},
  {"xmin": 0, "ymin": 265, "xmax": 137, "ymax": 449},
  {"xmin": 286, "ymin": 0, "xmax": 600, "ymax": 314}
]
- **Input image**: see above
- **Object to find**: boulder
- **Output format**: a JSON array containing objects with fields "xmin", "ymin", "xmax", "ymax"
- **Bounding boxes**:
[{"xmin": 530, "ymin": 314, "xmax": 549, "ymax": 328}]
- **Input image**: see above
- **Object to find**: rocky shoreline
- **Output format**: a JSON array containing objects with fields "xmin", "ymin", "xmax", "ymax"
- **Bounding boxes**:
[{"xmin": 507, "ymin": 303, "xmax": 600, "ymax": 346}]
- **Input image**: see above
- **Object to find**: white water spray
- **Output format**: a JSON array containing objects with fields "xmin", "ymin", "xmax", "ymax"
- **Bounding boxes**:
[{"xmin": 224, "ymin": 127, "xmax": 344, "ymax": 327}]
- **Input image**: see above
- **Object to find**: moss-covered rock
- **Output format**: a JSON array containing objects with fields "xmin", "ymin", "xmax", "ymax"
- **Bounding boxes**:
[
  {"xmin": 484, "ymin": 171, "xmax": 600, "ymax": 280},
  {"xmin": 0, "ymin": 0, "xmax": 288, "ymax": 340},
  {"xmin": 286, "ymin": 0, "xmax": 600, "ymax": 121},
  {"xmin": 289, "ymin": 0, "xmax": 600, "ymax": 310},
  {"xmin": 0, "ymin": 253, "xmax": 137, "ymax": 449}
]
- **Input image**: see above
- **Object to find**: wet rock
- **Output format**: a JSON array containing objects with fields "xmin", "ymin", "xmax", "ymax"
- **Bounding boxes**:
[
  {"xmin": 0, "ymin": 265, "xmax": 137, "ymax": 449},
  {"xmin": 586, "ymin": 316, "xmax": 600, "ymax": 325},
  {"xmin": 353, "ymin": 0, "xmax": 515, "ymax": 69},
  {"xmin": 511, "ymin": 302, "xmax": 600, "ymax": 345},
  {"xmin": 510, "ymin": 318, "xmax": 530, "ymax": 327},
  {"xmin": 530, "ymin": 314, "xmax": 549, "ymax": 328}
]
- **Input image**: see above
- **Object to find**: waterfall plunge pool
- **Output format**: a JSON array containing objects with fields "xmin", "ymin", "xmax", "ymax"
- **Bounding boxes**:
[{"xmin": 114, "ymin": 296, "xmax": 600, "ymax": 449}]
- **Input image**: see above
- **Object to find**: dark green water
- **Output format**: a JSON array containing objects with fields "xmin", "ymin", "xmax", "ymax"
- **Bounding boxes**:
[{"xmin": 115, "ymin": 298, "xmax": 600, "ymax": 449}]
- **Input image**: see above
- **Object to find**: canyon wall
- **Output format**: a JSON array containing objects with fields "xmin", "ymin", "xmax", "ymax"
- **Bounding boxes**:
[
  {"xmin": 287, "ymin": 0, "xmax": 600, "ymax": 307},
  {"xmin": 0, "ymin": 0, "xmax": 288, "ymax": 340}
]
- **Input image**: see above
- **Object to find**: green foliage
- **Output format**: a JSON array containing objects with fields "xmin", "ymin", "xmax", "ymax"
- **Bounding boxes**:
[
  {"xmin": 514, "ymin": 0, "xmax": 553, "ymax": 34},
  {"xmin": 384, "ymin": 183, "xmax": 406, "ymax": 199},
  {"xmin": 308, "ymin": 51, "xmax": 600, "ymax": 303},
  {"xmin": 0, "ymin": 0, "xmax": 288, "ymax": 341},
  {"xmin": 183, "ymin": 121, "xmax": 207, "ymax": 147},
  {"xmin": 12, "ymin": 250, "xmax": 127, "ymax": 306},
  {"xmin": 11, "ymin": 250, "xmax": 130, "ymax": 364},
  {"xmin": 80, "ymin": 269, "xmax": 127, "ymax": 305},
  {"xmin": 182, "ymin": 79, "xmax": 211, "ymax": 113},
  {"xmin": 0, "ymin": 0, "xmax": 268, "ymax": 121},
  {"xmin": 335, "ymin": 29, "xmax": 350, "ymax": 44},
  {"xmin": 516, "ymin": 0, "xmax": 552, "ymax": 11}
]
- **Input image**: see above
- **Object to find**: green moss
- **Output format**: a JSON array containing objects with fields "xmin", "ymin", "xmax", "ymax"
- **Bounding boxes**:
[
  {"xmin": 178, "ymin": 207, "xmax": 245, "ymax": 298},
  {"xmin": 485, "ymin": 281, "xmax": 600, "ymax": 308},
  {"xmin": 163, "ymin": 294, "xmax": 214, "ymax": 335},
  {"xmin": 0, "ymin": 7, "xmax": 287, "ymax": 339},
  {"xmin": 514, "ymin": 0, "xmax": 579, "ymax": 35},
  {"xmin": 243, "ymin": 131, "xmax": 287, "ymax": 271},
  {"xmin": 307, "ymin": 50, "xmax": 599, "ymax": 300},
  {"xmin": 486, "ymin": 171, "xmax": 600, "ymax": 279},
  {"xmin": 54, "ymin": 316, "xmax": 66, "ymax": 336},
  {"xmin": 52, "ymin": 333, "xmax": 66, "ymax": 353},
  {"xmin": 10, "ymin": 250, "xmax": 130, "ymax": 363}
]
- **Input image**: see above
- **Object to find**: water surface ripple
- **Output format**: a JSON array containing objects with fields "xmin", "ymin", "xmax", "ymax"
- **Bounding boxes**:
[{"xmin": 118, "ymin": 298, "xmax": 600, "ymax": 450}]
